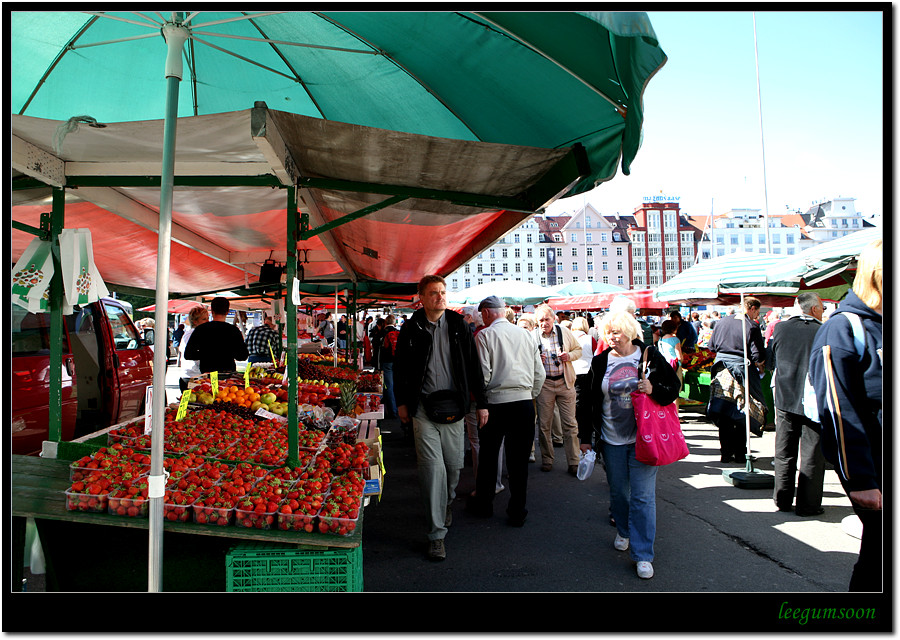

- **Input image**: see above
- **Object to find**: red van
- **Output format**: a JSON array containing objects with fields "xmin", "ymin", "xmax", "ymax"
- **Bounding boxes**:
[{"xmin": 10, "ymin": 298, "xmax": 154, "ymax": 456}]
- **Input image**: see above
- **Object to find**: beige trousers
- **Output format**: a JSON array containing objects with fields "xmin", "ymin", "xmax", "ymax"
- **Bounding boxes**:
[{"xmin": 536, "ymin": 377, "xmax": 580, "ymax": 466}]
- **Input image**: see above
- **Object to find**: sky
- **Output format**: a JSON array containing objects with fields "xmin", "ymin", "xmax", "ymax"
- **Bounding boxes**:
[{"xmin": 546, "ymin": 10, "xmax": 885, "ymax": 222}]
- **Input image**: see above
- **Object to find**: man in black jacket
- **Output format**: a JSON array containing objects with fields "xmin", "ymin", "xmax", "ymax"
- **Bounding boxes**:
[
  {"xmin": 395, "ymin": 275, "xmax": 488, "ymax": 561},
  {"xmin": 766, "ymin": 292, "xmax": 825, "ymax": 516}
]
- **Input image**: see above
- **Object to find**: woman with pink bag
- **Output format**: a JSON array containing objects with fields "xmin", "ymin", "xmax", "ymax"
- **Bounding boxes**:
[{"xmin": 577, "ymin": 309, "xmax": 681, "ymax": 580}]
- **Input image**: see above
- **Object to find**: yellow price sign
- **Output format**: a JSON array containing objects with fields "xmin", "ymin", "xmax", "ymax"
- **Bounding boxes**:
[
  {"xmin": 269, "ymin": 342, "xmax": 277, "ymax": 367},
  {"xmin": 210, "ymin": 371, "xmax": 219, "ymax": 397},
  {"xmin": 176, "ymin": 389, "xmax": 191, "ymax": 421},
  {"xmin": 244, "ymin": 366, "xmax": 251, "ymax": 389}
]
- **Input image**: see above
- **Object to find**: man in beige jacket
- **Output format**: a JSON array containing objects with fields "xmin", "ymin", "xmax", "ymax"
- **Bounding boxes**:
[{"xmin": 533, "ymin": 304, "xmax": 583, "ymax": 475}]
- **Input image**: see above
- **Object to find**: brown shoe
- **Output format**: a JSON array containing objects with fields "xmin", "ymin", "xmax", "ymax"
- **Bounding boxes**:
[
  {"xmin": 567, "ymin": 465, "xmax": 578, "ymax": 476},
  {"xmin": 541, "ymin": 464, "xmax": 552, "ymax": 472},
  {"xmin": 427, "ymin": 538, "xmax": 446, "ymax": 561}
]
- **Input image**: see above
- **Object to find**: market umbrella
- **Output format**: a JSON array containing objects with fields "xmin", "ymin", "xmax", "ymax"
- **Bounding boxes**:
[
  {"xmin": 764, "ymin": 227, "xmax": 882, "ymax": 287},
  {"xmin": 550, "ymin": 281, "xmax": 625, "ymax": 296},
  {"xmin": 12, "ymin": 11, "xmax": 667, "ymax": 197},
  {"xmin": 11, "ymin": 10, "xmax": 668, "ymax": 591},
  {"xmin": 448, "ymin": 279, "xmax": 558, "ymax": 306}
]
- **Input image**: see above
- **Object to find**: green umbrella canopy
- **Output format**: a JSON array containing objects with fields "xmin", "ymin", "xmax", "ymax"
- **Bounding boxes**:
[
  {"xmin": 551, "ymin": 281, "xmax": 626, "ymax": 296},
  {"xmin": 653, "ymin": 252, "xmax": 808, "ymax": 306},
  {"xmin": 11, "ymin": 10, "xmax": 667, "ymax": 198},
  {"xmin": 448, "ymin": 278, "xmax": 558, "ymax": 306},
  {"xmin": 764, "ymin": 227, "xmax": 882, "ymax": 286}
]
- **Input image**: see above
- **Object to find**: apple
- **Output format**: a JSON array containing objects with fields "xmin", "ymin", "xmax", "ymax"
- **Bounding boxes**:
[
  {"xmin": 261, "ymin": 392, "xmax": 277, "ymax": 405},
  {"xmin": 250, "ymin": 401, "xmax": 263, "ymax": 411}
]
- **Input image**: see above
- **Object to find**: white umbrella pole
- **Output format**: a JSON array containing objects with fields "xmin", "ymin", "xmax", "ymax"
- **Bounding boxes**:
[
  {"xmin": 740, "ymin": 291, "xmax": 751, "ymax": 470},
  {"xmin": 148, "ymin": 17, "xmax": 188, "ymax": 593},
  {"xmin": 334, "ymin": 287, "xmax": 339, "ymax": 366}
]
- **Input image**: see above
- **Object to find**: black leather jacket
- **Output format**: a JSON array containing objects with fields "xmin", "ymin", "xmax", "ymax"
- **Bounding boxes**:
[{"xmin": 394, "ymin": 308, "xmax": 487, "ymax": 418}]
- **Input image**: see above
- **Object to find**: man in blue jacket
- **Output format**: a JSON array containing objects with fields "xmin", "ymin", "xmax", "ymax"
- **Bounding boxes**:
[
  {"xmin": 808, "ymin": 239, "xmax": 882, "ymax": 592},
  {"xmin": 395, "ymin": 275, "xmax": 488, "ymax": 561}
]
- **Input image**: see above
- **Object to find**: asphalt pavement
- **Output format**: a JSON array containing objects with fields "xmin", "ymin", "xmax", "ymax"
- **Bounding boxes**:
[{"xmin": 358, "ymin": 407, "xmax": 890, "ymax": 631}]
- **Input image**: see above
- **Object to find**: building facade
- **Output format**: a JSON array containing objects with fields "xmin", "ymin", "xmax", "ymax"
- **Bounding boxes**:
[{"xmin": 627, "ymin": 200, "xmax": 697, "ymax": 287}]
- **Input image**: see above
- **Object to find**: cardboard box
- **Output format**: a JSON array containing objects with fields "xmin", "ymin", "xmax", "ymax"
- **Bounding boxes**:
[{"xmin": 364, "ymin": 464, "xmax": 382, "ymax": 496}]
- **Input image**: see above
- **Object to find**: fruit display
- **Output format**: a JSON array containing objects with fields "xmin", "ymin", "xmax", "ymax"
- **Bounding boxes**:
[
  {"xmin": 682, "ymin": 347, "xmax": 716, "ymax": 372},
  {"xmin": 61, "ymin": 386, "xmax": 372, "ymax": 536}
]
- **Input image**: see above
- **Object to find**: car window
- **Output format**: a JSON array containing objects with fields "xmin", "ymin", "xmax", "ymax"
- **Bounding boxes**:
[
  {"xmin": 104, "ymin": 302, "xmax": 142, "ymax": 351},
  {"xmin": 11, "ymin": 305, "xmax": 70, "ymax": 355}
]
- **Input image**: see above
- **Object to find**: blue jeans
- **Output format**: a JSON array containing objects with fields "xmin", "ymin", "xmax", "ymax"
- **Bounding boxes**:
[
  {"xmin": 381, "ymin": 362, "xmax": 398, "ymax": 417},
  {"xmin": 599, "ymin": 440, "xmax": 659, "ymax": 562}
]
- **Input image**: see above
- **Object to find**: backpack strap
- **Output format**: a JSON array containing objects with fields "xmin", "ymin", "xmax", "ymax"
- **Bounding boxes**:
[
  {"xmin": 840, "ymin": 312, "xmax": 866, "ymax": 360},
  {"xmin": 555, "ymin": 325, "xmax": 564, "ymax": 351}
]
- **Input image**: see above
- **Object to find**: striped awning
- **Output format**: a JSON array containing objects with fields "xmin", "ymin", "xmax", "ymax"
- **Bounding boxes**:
[
  {"xmin": 654, "ymin": 252, "xmax": 797, "ymax": 304},
  {"xmin": 764, "ymin": 227, "xmax": 882, "ymax": 286}
]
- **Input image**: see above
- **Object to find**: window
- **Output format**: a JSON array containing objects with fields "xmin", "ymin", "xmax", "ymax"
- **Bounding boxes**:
[
  {"xmin": 514, "ymin": 247, "xmax": 521, "ymax": 258},
  {"xmin": 587, "ymin": 261, "xmax": 594, "ymax": 272},
  {"xmin": 451, "ymin": 279, "xmax": 458, "ymax": 289},
  {"xmin": 616, "ymin": 247, "xmax": 623, "ymax": 256},
  {"xmin": 681, "ymin": 260, "xmax": 692, "ymax": 270},
  {"xmin": 553, "ymin": 233, "xmax": 563, "ymax": 242},
  {"xmin": 539, "ymin": 248, "xmax": 546, "ymax": 258},
  {"xmin": 617, "ymin": 261, "xmax": 623, "ymax": 270},
  {"xmin": 557, "ymin": 263, "xmax": 564, "ymax": 271},
  {"xmin": 587, "ymin": 247, "xmax": 593, "ymax": 257},
  {"xmin": 526, "ymin": 248, "xmax": 533, "ymax": 258},
  {"xmin": 681, "ymin": 245, "xmax": 692, "ymax": 256},
  {"xmin": 585, "ymin": 216, "xmax": 593, "ymax": 228},
  {"xmin": 649, "ymin": 233, "xmax": 661, "ymax": 243},
  {"xmin": 602, "ymin": 261, "xmax": 608, "ymax": 271},
  {"xmin": 514, "ymin": 263, "xmax": 521, "ymax": 273},
  {"xmin": 502, "ymin": 248, "xmax": 508, "ymax": 258},
  {"xmin": 617, "ymin": 275, "xmax": 624, "ymax": 285},
  {"xmin": 665, "ymin": 246, "xmax": 677, "ymax": 257},
  {"xmin": 759, "ymin": 234, "xmax": 766, "ymax": 244},
  {"xmin": 717, "ymin": 248, "xmax": 725, "ymax": 257},
  {"xmin": 773, "ymin": 248, "xmax": 781, "ymax": 254},
  {"xmin": 104, "ymin": 303, "xmax": 141, "ymax": 351},
  {"xmin": 502, "ymin": 263, "xmax": 508, "ymax": 272},
  {"xmin": 477, "ymin": 278, "xmax": 484, "ymax": 285},
  {"xmin": 730, "ymin": 235, "xmax": 739, "ymax": 245},
  {"xmin": 786, "ymin": 233, "xmax": 795, "ymax": 244},
  {"xmin": 601, "ymin": 232, "xmax": 608, "ymax": 242},
  {"xmin": 586, "ymin": 232, "xmax": 593, "ymax": 243},
  {"xmin": 540, "ymin": 277, "xmax": 547, "ymax": 286},
  {"xmin": 571, "ymin": 247, "xmax": 578, "ymax": 257},
  {"xmin": 601, "ymin": 247, "xmax": 608, "ymax": 256},
  {"xmin": 602, "ymin": 276, "xmax": 609, "ymax": 284},
  {"xmin": 572, "ymin": 262, "xmax": 578, "ymax": 272},
  {"xmin": 702, "ymin": 250, "xmax": 710, "ymax": 260},
  {"xmin": 476, "ymin": 263, "xmax": 482, "ymax": 272},
  {"xmin": 465, "ymin": 279, "xmax": 471, "ymax": 288},
  {"xmin": 513, "ymin": 234, "xmax": 520, "ymax": 243},
  {"xmin": 773, "ymin": 234, "xmax": 781, "ymax": 244},
  {"xmin": 634, "ymin": 275, "xmax": 644, "ymax": 286},
  {"xmin": 527, "ymin": 234, "xmax": 533, "ymax": 243},
  {"xmin": 632, "ymin": 247, "xmax": 644, "ymax": 257},
  {"xmin": 716, "ymin": 236, "xmax": 724, "ymax": 245},
  {"xmin": 490, "ymin": 263, "xmax": 495, "ymax": 272},
  {"xmin": 464, "ymin": 264, "xmax": 470, "ymax": 274},
  {"xmin": 787, "ymin": 248, "xmax": 795, "ymax": 255},
  {"xmin": 649, "ymin": 275, "xmax": 659, "ymax": 285},
  {"xmin": 490, "ymin": 249, "xmax": 496, "ymax": 258}
]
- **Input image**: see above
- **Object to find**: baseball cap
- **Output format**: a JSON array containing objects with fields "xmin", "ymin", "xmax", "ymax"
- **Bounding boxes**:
[{"xmin": 478, "ymin": 295, "xmax": 505, "ymax": 311}]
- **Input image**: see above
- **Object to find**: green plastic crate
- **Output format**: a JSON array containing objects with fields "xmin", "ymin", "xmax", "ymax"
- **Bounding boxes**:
[{"xmin": 226, "ymin": 542, "xmax": 362, "ymax": 592}]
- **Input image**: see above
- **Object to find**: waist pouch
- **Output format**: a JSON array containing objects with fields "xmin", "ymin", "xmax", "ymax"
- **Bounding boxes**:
[{"xmin": 422, "ymin": 389, "xmax": 466, "ymax": 424}]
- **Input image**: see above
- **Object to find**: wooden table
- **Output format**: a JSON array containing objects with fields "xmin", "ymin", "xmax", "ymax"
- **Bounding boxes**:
[{"xmin": 12, "ymin": 454, "xmax": 363, "ymax": 591}]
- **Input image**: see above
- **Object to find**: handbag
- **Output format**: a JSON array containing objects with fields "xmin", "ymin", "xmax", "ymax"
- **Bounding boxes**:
[
  {"xmin": 632, "ymin": 349, "xmax": 689, "ymax": 466},
  {"xmin": 422, "ymin": 389, "xmax": 466, "ymax": 424}
]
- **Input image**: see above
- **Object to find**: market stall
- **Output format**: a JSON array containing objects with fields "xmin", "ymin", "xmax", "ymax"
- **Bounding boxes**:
[{"xmin": 11, "ymin": 11, "xmax": 669, "ymax": 594}]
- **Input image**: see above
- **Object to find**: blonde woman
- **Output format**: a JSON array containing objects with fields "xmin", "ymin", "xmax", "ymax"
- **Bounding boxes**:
[
  {"xmin": 577, "ymin": 309, "xmax": 680, "ymax": 580},
  {"xmin": 808, "ymin": 238, "xmax": 882, "ymax": 592},
  {"xmin": 178, "ymin": 306, "xmax": 209, "ymax": 392}
]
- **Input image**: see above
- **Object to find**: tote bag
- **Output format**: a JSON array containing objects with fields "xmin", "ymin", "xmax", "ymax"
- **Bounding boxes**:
[{"xmin": 633, "ymin": 349, "xmax": 689, "ymax": 466}]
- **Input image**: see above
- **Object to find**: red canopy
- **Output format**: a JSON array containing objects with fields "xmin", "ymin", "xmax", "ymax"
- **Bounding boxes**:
[{"xmin": 547, "ymin": 289, "xmax": 667, "ymax": 312}]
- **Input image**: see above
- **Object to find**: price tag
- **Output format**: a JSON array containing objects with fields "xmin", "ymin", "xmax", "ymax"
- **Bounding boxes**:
[
  {"xmin": 210, "ymin": 371, "xmax": 219, "ymax": 397},
  {"xmin": 244, "ymin": 366, "xmax": 251, "ymax": 389},
  {"xmin": 269, "ymin": 342, "xmax": 277, "ymax": 367},
  {"xmin": 254, "ymin": 406, "xmax": 288, "ymax": 423},
  {"xmin": 144, "ymin": 386, "xmax": 153, "ymax": 434},
  {"xmin": 176, "ymin": 389, "xmax": 191, "ymax": 421}
]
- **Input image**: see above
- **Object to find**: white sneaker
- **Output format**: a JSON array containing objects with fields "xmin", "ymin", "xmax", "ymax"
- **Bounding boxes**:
[
  {"xmin": 614, "ymin": 533, "xmax": 630, "ymax": 551},
  {"xmin": 636, "ymin": 561, "xmax": 654, "ymax": 579}
]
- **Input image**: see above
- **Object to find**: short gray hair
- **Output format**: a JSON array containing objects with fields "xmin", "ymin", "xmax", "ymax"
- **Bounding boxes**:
[{"xmin": 797, "ymin": 292, "xmax": 821, "ymax": 315}]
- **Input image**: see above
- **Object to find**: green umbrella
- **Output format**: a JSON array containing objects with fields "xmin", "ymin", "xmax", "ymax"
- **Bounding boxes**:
[
  {"xmin": 12, "ymin": 10, "xmax": 667, "ymax": 197},
  {"xmin": 764, "ymin": 227, "xmax": 882, "ymax": 286},
  {"xmin": 550, "ymin": 281, "xmax": 625, "ymax": 296},
  {"xmin": 448, "ymin": 279, "xmax": 558, "ymax": 306},
  {"xmin": 653, "ymin": 252, "xmax": 796, "ymax": 305}
]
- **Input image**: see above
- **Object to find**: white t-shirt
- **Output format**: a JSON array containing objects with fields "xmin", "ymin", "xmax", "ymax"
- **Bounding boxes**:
[
  {"xmin": 179, "ymin": 326, "xmax": 201, "ymax": 379},
  {"xmin": 600, "ymin": 348, "xmax": 642, "ymax": 445}
]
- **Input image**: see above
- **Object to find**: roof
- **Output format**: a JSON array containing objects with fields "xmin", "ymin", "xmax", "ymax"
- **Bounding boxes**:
[{"xmin": 12, "ymin": 106, "xmax": 589, "ymax": 298}]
